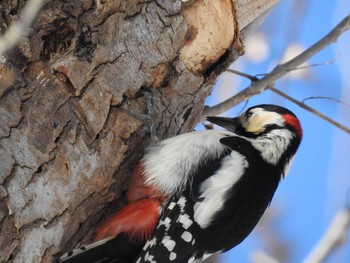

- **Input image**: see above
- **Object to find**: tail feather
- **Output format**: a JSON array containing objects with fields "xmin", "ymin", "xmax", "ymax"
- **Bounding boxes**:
[
  {"xmin": 59, "ymin": 199, "xmax": 163, "ymax": 263},
  {"xmin": 59, "ymin": 162, "xmax": 166, "ymax": 262},
  {"xmin": 59, "ymin": 235, "xmax": 142, "ymax": 263}
]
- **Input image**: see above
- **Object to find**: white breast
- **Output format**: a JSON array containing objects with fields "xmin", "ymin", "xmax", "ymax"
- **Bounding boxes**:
[{"xmin": 142, "ymin": 130, "xmax": 234, "ymax": 195}]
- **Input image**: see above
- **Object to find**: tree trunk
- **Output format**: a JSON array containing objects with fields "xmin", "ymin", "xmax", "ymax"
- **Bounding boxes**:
[{"xmin": 0, "ymin": 0, "xmax": 277, "ymax": 262}]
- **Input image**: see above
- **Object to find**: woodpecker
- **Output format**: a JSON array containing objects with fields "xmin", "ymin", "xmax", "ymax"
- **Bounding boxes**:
[{"xmin": 59, "ymin": 104, "xmax": 302, "ymax": 263}]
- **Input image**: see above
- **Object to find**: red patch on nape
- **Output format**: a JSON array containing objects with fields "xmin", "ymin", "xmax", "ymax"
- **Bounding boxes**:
[{"xmin": 282, "ymin": 114, "xmax": 303, "ymax": 138}]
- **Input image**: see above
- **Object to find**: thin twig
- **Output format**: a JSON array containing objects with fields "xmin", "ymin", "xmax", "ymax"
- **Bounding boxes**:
[
  {"xmin": 289, "ymin": 54, "xmax": 339, "ymax": 71},
  {"xmin": 302, "ymin": 96, "xmax": 350, "ymax": 108},
  {"xmin": 254, "ymin": 55, "xmax": 339, "ymax": 78},
  {"xmin": 270, "ymin": 87, "xmax": 350, "ymax": 134},
  {"xmin": 303, "ymin": 208, "xmax": 350, "ymax": 263},
  {"xmin": 237, "ymin": 99, "xmax": 249, "ymax": 115},
  {"xmin": 0, "ymin": 0, "xmax": 45, "ymax": 56},
  {"xmin": 226, "ymin": 69, "xmax": 259, "ymax": 82},
  {"xmin": 201, "ymin": 15, "xmax": 350, "ymax": 120}
]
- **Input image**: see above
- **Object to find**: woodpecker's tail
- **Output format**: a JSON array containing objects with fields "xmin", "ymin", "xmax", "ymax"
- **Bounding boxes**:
[
  {"xmin": 59, "ymin": 198, "xmax": 162, "ymax": 263},
  {"xmin": 58, "ymin": 234, "xmax": 142, "ymax": 263}
]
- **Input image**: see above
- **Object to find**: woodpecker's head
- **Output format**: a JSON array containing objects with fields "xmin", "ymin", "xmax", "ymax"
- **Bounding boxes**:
[
  {"xmin": 207, "ymin": 104, "xmax": 302, "ymax": 166},
  {"xmin": 207, "ymin": 104, "xmax": 302, "ymax": 138}
]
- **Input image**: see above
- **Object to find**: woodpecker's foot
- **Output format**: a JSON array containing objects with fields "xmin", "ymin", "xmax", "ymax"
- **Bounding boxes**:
[{"xmin": 122, "ymin": 88, "xmax": 158, "ymax": 143}]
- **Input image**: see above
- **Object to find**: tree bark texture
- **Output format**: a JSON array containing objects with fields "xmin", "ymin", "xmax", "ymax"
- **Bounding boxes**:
[{"xmin": 0, "ymin": 0, "xmax": 277, "ymax": 262}]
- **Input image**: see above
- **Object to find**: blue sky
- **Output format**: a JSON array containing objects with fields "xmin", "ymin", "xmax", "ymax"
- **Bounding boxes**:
[{"xmin": 204, "ymin": 1, "xmax": 350, "ymax": 262}]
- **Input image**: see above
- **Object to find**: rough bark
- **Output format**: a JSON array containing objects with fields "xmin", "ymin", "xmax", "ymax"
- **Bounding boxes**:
[{"xmin": 0, "ymin": 0, "xmax": 277, "ymax": 262}]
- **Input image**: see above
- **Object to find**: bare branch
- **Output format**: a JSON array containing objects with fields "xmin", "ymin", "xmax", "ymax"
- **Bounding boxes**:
[
  {"xmin": 0, "ymin": 0, "xmax": 45, "ymax": 56},
  {"xmin": 201, "ymin": 15, "xmax": 350, "ymax": 120},
  {"xmin": 303, "ymin": 208, "xmax": 350, "ymax": 263},
  {"xmin": 269, "ymin": 87, "xmax": 350, "ymax": 134},
  {"xmin": 219, "ymin": 68, "xmax": 350, "ymax": 134},
  {"xmin": 227, "ymin": 65, "xmax": 350, "ymax": 134}
]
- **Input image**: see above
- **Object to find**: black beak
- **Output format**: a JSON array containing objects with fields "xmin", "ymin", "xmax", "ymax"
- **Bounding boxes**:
[{"xmin": 206, "ymin": 116, "xmax": 240, "ymax": 132}]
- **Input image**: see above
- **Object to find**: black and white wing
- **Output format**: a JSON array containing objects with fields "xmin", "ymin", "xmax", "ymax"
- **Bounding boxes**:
[{"xmin": 135, "ymin": 140, "xmax": 251, "ymax": 263}]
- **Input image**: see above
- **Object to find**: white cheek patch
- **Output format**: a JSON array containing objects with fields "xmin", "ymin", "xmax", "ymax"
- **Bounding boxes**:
[
  {"xmin": 244, "ymin": 109, "xmax": 284, "ymax": 134},
  {"xmin": 193, "ymin": 151, "xmax": 248, "ymax": 228}
]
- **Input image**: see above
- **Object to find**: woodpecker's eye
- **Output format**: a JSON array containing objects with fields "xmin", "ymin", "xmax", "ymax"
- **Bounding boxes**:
[{"xmin": 245, "ymin": 112, "xmax": 253, "ymax": 119}]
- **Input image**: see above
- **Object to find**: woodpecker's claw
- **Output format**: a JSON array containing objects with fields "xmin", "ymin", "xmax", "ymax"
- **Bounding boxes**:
[{"xmin": 122, "ymin": 89, "xmax": 158, "ymax": 143}]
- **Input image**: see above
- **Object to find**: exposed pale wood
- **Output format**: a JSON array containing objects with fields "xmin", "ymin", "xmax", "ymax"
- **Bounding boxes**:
[
  {"xmin": 236, "ymin": 0, "xmax": 279, "ymax": 30},
  {"xmin": 180, "ymin": 0, "xmax": 236, "ymax": 74}
]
